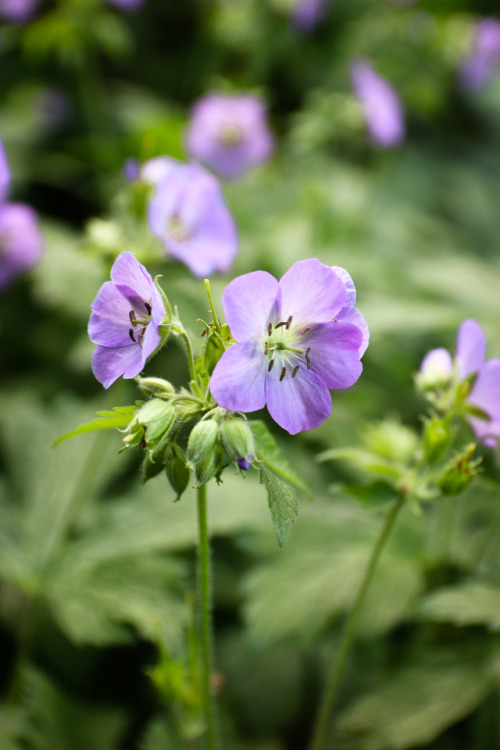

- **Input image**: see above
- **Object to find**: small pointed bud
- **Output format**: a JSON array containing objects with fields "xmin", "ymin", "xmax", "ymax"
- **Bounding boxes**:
[
  {"xmin": 220, "ymin": 417, "xmax": 255, "ymax": 464},
  {"xmin": 437, "ymin": 443, "xmax": 482, "ymax": 496},
  {"xmin": 187, "ymin": 419, "xmax": 219, "ymax": 465},
  {"xmin": 204, "ymin": 331, "xmax": 225, "ymax": 375},
  {"xmin": 136, "ymin": 376, "xmax": 175, "ymax": 397},
  {"xmin": 165, "ymin": 444, "xmax": 191, "ymax": 501},
  {"xmin": 195, "ymin": 444, "xmax": 227, "ymax": 486},
  {"xmin": 423, "ymin": 417, "xmax": 454, "ymax": 465},
  {"xmin": 136, "ymin": 398, "xmax": 174, "ymax": 425},
  {"xmin": 134, "ymin": 399, "xmax": 176, "ymax": 456}
]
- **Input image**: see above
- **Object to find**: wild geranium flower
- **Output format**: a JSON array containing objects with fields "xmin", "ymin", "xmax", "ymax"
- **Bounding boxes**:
[
  {"xmin": 459, "ymin": 18, "xmax": 500, "ymax": 91},
  {"xmin": 0, "ymin": 203, "xmax": 43, "ymax": 290},
  {"xmin": 0, "ymin": 0, "xmax": 38, "ymax": 22},
  {"xmin": 291, "ymin": 0, "xmax": 330, "ymax": 33},
  {"xmin": 210, "ymin": 259, "xmax": 368, "ymax": 435},
  {"xmin": 0, "ymin": 139, "xmax": 11, "ymax": 204},
  {"xmin": 185, "ymin": 93, "xmax": 274, "ymax": 181},
  {"xmin": 419, "ymin": 319, "xmax": 500, "ymax": 448},
  {"xmin": 350, "ymin": 58, "xmax": 405, "ymax": 148},
  {"xmin": 88, "ymin": 252, "xmax": 167, "ymax": 389},
  {"xmin": 148, "ymin": 158, "xmax": 238, "ymax": 277}
]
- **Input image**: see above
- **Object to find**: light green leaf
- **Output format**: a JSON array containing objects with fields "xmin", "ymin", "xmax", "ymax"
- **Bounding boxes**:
[
  {"xmin": 317, "ymin": 447, "xmax": 401, "ymax": 478},
  {"xmin": 53, "ymin": 405, "xmax": 137, "ymax": 446},
  {"xmin": 250, "ymin": 420, "xmax": 309, "ymax": 496},
  {"xmin": 259, "ymin": 464, "xmax": 298, "ymax": 547},
  {"xmin": 419, "ymin": 581, "xmax": 500, "ymax": 630}
]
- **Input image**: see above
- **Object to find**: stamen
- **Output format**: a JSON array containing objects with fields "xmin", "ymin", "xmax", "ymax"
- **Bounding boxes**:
[
  {"xmin": 145, "ymin": 302, "xmax": 152, "ymax": 316},
  {"xmin": 305, "ymin": 348, "xmax": 311, "ymax": 370},
  {"xmin": 129, "ymin": 328, "xmax": 136, "ymax": 342},
  {"xmin": 285, "ymin": 315, "xmax": 293, "ymax": 330},
  {"xmin": 268, "ymin": 359, "xmax": 274, "ymax": 372},
  {"xmin": 275, "ymin": 321, "xmax": 287, "ymax": 329},
  {"xmin": 280, "ymin": 367, "xmax": 286, "ymax": 381},
  {"xmin": 292, "ymin": 365, "xmax": 299, "ymax": 378},
  {"xmin": 264, "ymin": 341, "xmax": 269, "ymax": 355},
  {"xmin": 129, "ymin": 310, "xmax": 137, "ymax": 327},
  {"xmin": 300, "ymin": 327, "xmax": 311, "ymax": 336},
  {"xmin": 268, "ymin": 323, "xmax": 272, "ymax": 336}
]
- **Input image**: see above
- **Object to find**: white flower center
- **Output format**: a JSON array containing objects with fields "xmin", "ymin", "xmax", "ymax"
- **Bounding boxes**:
[
  {"xmin": 166, "ymin": 214, "xmax": 191, "ymax": 242},
  {"xmin": 263, "ymin": 316, "xmax": 312, "ymax": 381},
  {"xmin": 128, "ymin": 300, "xmax": 153, "ymax": 346},
  {"xmin": 218, "ymin": 122, "xmax": 243, "ymax": 147}
]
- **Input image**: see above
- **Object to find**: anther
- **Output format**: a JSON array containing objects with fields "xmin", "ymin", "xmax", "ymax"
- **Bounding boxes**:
[
  {"xmin": 268, "ymin": 323, "xmax": 272, "ymax": 336},
  {"xmin": 129, "ymin": 328, "xmax": 136, "ymax": 342},
  {"xmin": 264, "ymin": 341, "xmax": 269, "ymax": 355},
  {"xmin": 145, "ymin": 302, "xmax": 152, "ymax": 316},
  {"xmin": 280, "ymin": 367, "xmax": 286, "ymax": 381},
  {"xmin": 268, "ymin": 359, "xmax": 274, "ymax": 372},
  {"xmin": 300, "ymin": 327, "xmax": 310, "ymax": 336},
  {"xmin": 292, "ymin": 365, "xmax": 299, "ymax": 378},
  {"xmin": 129, "ymin": 310, "xmax": 137, "ymax": 326},
  {"xmin": 275, "ymin": 321, "xmax": 287, "ymax": 329},
  {"xmin": 286, "ymin": 315, "xmax": 293, "ymax": 330},
  {"xmin": 305, "ymin": 348, "xmax": 311, "ymax": 370}
]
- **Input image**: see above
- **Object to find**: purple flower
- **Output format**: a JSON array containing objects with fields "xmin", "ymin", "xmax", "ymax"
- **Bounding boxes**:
[
  {"xmin": 185, "ymin": 93, "xmax": 274, "ymax": 181},
  {"xmin": 0, "ymin": 140, "xmax": 11, "ymax": 204},
  {"xmin": 350, "ymin": 58, "xmax": 405, "ymax": 149},
  {"xmin": 0, "ymin": 203, "xmax": 43, "ymax": 290},
  {"xmin": 88, "ymin": 252, "xmax": 167, "ymax": 389},
  {"xmin": 291, "ymin": 0, "xmax": 330, "ymax": 33},
  {"xmin": 148, "ymin": 158, "xmax": 238, "ymax": 277},
  {"xmin": 420, "ymin": 319, "xmax": 500, "ymax": 448},
  {"xmin": 106, "ymin": 0, "xmax": 144, "ymax": 10},
  {"xmin": 210, "ymin": 259, "xmax": 368, "ymax": 435},
  {"xmin": 0, "ymin": 0, "xmax": 38, "ymax": 22},
  {"xmin": 459, "ymin": 19, "xmax": 500, "ymax": 91},
  {"xmin": 123, "ymin": 157, "xmax": 140, "ymax": 183}
]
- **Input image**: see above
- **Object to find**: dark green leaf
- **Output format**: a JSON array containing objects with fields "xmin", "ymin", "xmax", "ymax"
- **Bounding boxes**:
[
  {"xmin": 259, "ymin": 464, "xmax": 298, "ymax": 547},
  {"xmin": 250, "ymin": 420, "xmax": 309, "ymax": 497}
]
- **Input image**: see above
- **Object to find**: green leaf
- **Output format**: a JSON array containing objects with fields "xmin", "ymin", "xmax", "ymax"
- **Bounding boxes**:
[
  {"xmin": 419, "ymin": 581, "xmax": 500, "ymax": 630},
  {"xmin": 317, "ymin": 447, "xmax": 401, "ymax": 478},
  {"xmin": 54, "ymin": 405, "xmax": 137, "ymax": 446},
  {"xmin": 250, "ymin": 420, "xmax": 310, "ymax": 497},
  {"xmin": 259, "ymin": 464, "xmax": 298, "ymax": 547}
]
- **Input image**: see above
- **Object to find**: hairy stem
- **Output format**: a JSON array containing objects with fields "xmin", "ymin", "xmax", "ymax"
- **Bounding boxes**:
[
  {"xmin": 308, "ymin": 492, "xmax": 406, "ymax": 750},
  {"xmin": 204, "ymin": 279, "xmax": 222, "ymax": 335},
  {"xmin": 197, "ymin": 483, "xmax": 220, "ymax": 749}
]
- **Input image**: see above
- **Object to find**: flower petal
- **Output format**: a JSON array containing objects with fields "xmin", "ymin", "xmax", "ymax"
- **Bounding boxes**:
[
  {"xmin": 469, "ymin": 359, "xmax": 500, "ymax": 420},
  {"xmin": 456, "ymin": 319, "xmax": 486, "ymax": 379},
  {"xmin": 210, "ymin": 341, "xmax": 267, "ymax": 412},
  {"xmin": 221, "ymin": 270, "xmax": 281, "ymax": 341},
  {"xmin": 279, "ymin": 259, "xmax": 346, "ymax": 325},
  {"xmin": 266, "ymin": 366, "xmax": 332, "ymax": 435},
  {"xmin": 331, "ymin": 265, "xmax": 356, "ymax": 315},
  {"xmin": 338, "ymin": 307, "xmax": 370, "ymax": 357},
  {"xmin": 91, "ymin": 344, "xmax": 144, "ymax": 389},
  {"xmin": 303, "ymin": 321, "xmax": 363, "ymax": 389},
  {"xmin": 110, "ymin": 251, "xmax": 154, "ymax": 302},
  {"xmin": 88, "ymin": 281, "xmax": 135, "ymax": 347}
]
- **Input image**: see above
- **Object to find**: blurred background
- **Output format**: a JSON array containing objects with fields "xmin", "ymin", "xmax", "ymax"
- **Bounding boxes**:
[{"xmin": 2, "ymin": 0, "xmax": 500, "ymax": 748}]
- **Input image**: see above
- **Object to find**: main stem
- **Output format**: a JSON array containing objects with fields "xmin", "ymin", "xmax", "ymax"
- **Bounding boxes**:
[
  {"xmin": 196, "ymin": 483, "xmax": 219, "ymax": 750},
  {"xmin": 308, "ymin": 493, "xmax": 406, "ymax": 750}
]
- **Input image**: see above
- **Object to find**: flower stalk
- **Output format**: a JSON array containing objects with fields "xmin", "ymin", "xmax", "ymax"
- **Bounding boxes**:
[{"xmin": 308, "ymin": 491, "xmax": 407, "ymax": 750}]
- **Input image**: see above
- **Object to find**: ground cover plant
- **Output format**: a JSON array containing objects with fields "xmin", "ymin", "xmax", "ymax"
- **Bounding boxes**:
[{"xmin": 2, "ymin": 1, "xmax": 500, "ymax": 749}]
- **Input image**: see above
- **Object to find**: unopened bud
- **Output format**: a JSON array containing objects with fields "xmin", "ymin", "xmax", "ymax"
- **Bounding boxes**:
[
  {"xmin": 204, "ymin": 332, "xmax": 225, "ymax": 375},
  {"xmin": 165, "ymin": 444, "xmax": 191, "ymax": 501},
  {"xmin": 423, "ymin": 417, "xmax": 453, "ymax": 465},
  {"xmin": 136, "ymin": 377, "xmax": 175, "ymax": 397},
  {"xmin": 195, "ymin": 444, "xmax": 227, "ymax": 485},
  {"xmin": 437, "ymin": 444, "xmax": 482, "ymax": 496},
  {"xmin": 220, "ymin": 418, "xmax": 255, "ymax": 464},
  {"xmin": 416, "ymin": 348, "xmax": 453, "ymax": 392},
  {"xmin": 142, "ymin": 452, "xmax": 165, "ymax": 483},
  {"xmin": 187, "ymin": 419, "xmax": 219, "ymax": 465}
]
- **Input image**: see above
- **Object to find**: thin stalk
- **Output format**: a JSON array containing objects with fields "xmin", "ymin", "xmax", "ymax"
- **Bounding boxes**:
[
  {"xmin": 179, "ymin": 327, "xmax": 198, "ymax": 384},
  {"xmin": 204, "ymin": 279, "xmax": 222, "ymax": 335},
  {"xmin": 308, "ymin": 492, "xmax": 406, "ymax": 750},
  {"xmin": 196, "ymin": 483, "xmax": 220, "ymax": 749}
]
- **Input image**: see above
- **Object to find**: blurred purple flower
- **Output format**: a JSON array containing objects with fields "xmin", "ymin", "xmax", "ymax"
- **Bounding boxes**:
[
  {"xmin": 291, "ymin": 0, "xmax": 330, "ymax": 33},
  {"xmin": 148, "ymin": 158, "xmax": 238, "ymax": 277},
  {"xmin": 0, "ymin": 139, "xmax": 11, "ymax": 204},
  {"xmin": 123, "ymin": 158, "xmax": 140, "ymax": 183},
  {"xmin": 459, "ymin": 18, "xmax": 500, "ymax": 91},
  {"xmin": 350, "ymin": 58, "xmax": 405, "ymax": 148},
  {"xmin": 88, "ymin": 252, "xmax": 167, "ymax": 389},
  {"xmin": 0, "ymin": 0, "xmax": 38, "ymax": 22},
  {"xmin": 185, "ymin": 93, "xmax": 274, "ymax": 180},
  {"xmin": 106, "ymin": 0, "xmax": 144, "ymax": 10},
  {"xmin": 210, "ymin": 259, "xmax": 368, "ymax": 435},
  {"xmin": 0, "ymin": 203, "xmax": 43, "ymax": 290},
  {"xmin": 420, "ymin": 319, "xmax": 500, "ymax": 448}
]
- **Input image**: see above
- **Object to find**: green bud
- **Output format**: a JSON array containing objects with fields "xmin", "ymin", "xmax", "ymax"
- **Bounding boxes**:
[
  {"xmin": 437, "ymin": 443, "xmax": 482, "ymax": 496},
  {"xmin": 423, "ymin": 417, "xmax": 453, "ymax": 465},
  {"xmin": 187, "ymin": 420, "xmax": 219, "ymax": 465},
  {"xmin": 142, "ymin": 451, "xmax": 165, "ymax": 483},
  {"xmin": 165, "ymin": 444, "xmax": 191, "ymax": 501},
  {"xmin": 219, "ymin": 323, "xmax": 232, "ymax": 344},
  {"xmin": 136, "ymin": 376, "xmax": 175, "ymax": 397},
  {"xmin": 220, "ymin": 417, "xmax": 255, "ymax": 463},
  {"xmin": 195, "ymin": 444, "xmax": 227, "ymax": 486},
  {"xmin": 204, "ymin": 331, "xmax": 225, "ymax": 375}
]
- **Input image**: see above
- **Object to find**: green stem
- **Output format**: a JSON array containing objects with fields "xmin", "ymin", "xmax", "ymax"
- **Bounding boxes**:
[
  {"xmin": 196, "ymin": 484, "xmax": 220, "ymax": 749},
  {"xmin": 179, "ymin": 327, "xmax": 198, "ymax": 385},
  {"xmin": 308, "ymin": 492, "xmax": 406, "ymax": 750},
  {"xmin": 204, "ymin": 279, "xmax": 222, "ymax": 335}
]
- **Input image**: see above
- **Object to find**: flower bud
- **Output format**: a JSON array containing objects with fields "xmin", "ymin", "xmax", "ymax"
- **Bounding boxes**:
[
  {"xmin": 187, "ymin": 419, "xmax": 219, "ymax": 466},
  {"xmin": 416, "ymin": 348, "xmax": 453, "ymax": 392},
  {"xmin": 165, "ymin": 444, "xmax": 191, "ymax": 501},
  {"xmin": 437, "ymin": 444, "xmax": 482, "ymax": 496},
  {"xmin": 136, "ymin": 376, "xmax": 175, "ymax": 397},
  {"xmin": 204, "ymin": 331, "xmax": 225, "ymax": 375},
  {"xmin": 142, "ymin": 452, "xmax": 165, "ymax": 484},
  {"xmin": 195, "ymin": 444, "xmax": 227, "ymax": 486},
  {"xmin": 423, "ymin": 417, "xmax": 453, "ymax": 465},
  {"xmin": 220, "ymin": 417, "xmax": 255, "ymax": 464}
]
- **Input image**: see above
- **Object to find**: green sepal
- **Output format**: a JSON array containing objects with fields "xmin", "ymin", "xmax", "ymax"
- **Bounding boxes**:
[
  {"xmin": 165, "ymin": 444, "xmax": 191, "ymax": 501},
  {"xmin": 195, "ymin": 444, "xmax": 227, "ymax": 486},
  {"xmin": 187, "ymin": 420, "xmax": 219, "ymax": 465},
  {"xmin": 423, "ymin": 416, "xmax": 454, "ymax": 465},
  {"xmin": 203, "ymin": 330, "xmax": 225, "ymax": 375},
  {"xmin": 220, "ymin": 417, "xmax": 255, "ymax": 464},
  {"xmin": 437, "ymin": 443, "xmax": 482, "ymax": 496},
  {"xmin": 141, "ymin": 451, "xmax": 166, "ymax": 484},
  {"xmin": 259, "ymin": 464, "xmax": 298, "ymax": 547},
  {"xmin": 154, "ymin": 274, "xmax": 173, "ymax": 336},
  {"xmin": 54, "ymin": 405, "xmax": 138, "ymax": 446}
]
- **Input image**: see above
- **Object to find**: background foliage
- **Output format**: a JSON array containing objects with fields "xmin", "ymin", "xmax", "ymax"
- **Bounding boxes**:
[{"xmin": 2, "ymin": 0, "xmax": 500, "ymax": 748}]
